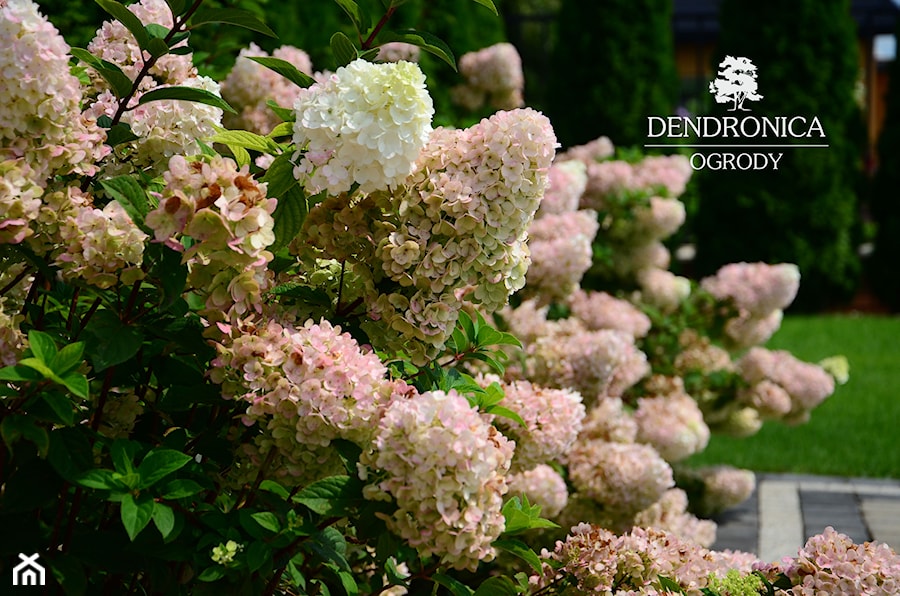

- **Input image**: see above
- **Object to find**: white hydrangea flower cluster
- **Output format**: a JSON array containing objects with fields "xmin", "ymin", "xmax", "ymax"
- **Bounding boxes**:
[
  {"xmin": 222, "ymin": 43, "xmax": 313, "ymax": 134},
  {"xmin": 145, "ymin": 155, "xmax": 276, "ymax": 328},
  {"xmin": 0, "ymin": 299, "xmax": 26, "ymax": 367},
  {"xmin": 489, "ymin": 380, "xmax": 586, "ymax": 472},
  {"xmin": 96, "ymin": 390, "xmax": 145, "ymax": 439},
  {"xmin": 523, "ymin": 210, "xmax": 599, "ymax": 303},
  {"xmin": 85, "ymin": 0, "xmax": 195, "ymax": 90},
  {"xmin": 636, "ymin": 267, "xmax": 692, "ymax": 312},
  {"xmin": 701, "ymin": 262, "xmax": 801, "ymax": 348},
  {"xmin": 634, "ymin": 392, "xmax": 711, "ymax": 462},
  {"xmin": 0, "ymin": 159, "xmax": 42, "ymax": 245},
  {"xmin": 292, "ymin": 59, "xmax": 434, "ymax": 195},
  {"xmin": 56, "ymin": 200, "xmax": 147, "ymax": 289},
  {"xmin": 506, "ymin": 464, "xmax": 569, "ymax": 518},
  {"xmin": 452, "ymin": 43, "xmax": 525, "ymax": 111},
  {"xmin": 361, "ymin": 390, "xmax": 513, "ymax": 571},
  {"xmin": 566, "ymin": 439, "xmax": 674, "ymax": 517},
  {"xmin": 690, "ymin": 465, "xmax": 757, "ymax": 517},
  {"xmin": 0, "ymin": 0, "xmax": 108, "ymax": 184},
  {"xmin": 579, "ymin": 396, "xmax": 638, "ymax": 444},
  {"xmin": 538, "ymin": 160, "xmax": 588, "ymax": 216}
]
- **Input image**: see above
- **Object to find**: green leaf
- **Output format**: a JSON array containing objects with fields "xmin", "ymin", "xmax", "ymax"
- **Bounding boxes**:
[
  {"xmin": 268, "ymin": 121, "xmax": 294, "ymax": 138},
  {"xmin": 189, "ymin": 8, "xmax": 276, "ymax": 37},
  {"xmin": 147, "ymin": 37, "xmax": 169, "ymax": 58},
  {"xmin": 152, "ymin": 502, "xmax": 176, "ymax": 539},
  {"xmin": 18, "ymin": 357, "xmax": 62, "ymax": 384},
  {"xmin": 335, "ymin": 570, "xmax": 358, "ymax": 596},
  {"xmin": 0, "ymin": 414, "xmax": 49, "ymax": 457},
  {"xmin": 474, "ymin": 576, "xmax": 519, "ymax": 596},
  {"xmin": 293, "ymin": 475, "xmax": 362, "ymax": 517},
  {"xmin": 145, "ymin": 23, "xmax": 169, "ymax": 38},
  {"xmin": 161, "ymin": 478, "xmax": 204, "ymax": 499},
  {"xmin": 60, "ymin": 373, "xmax": 89, "ymax": 400},
  {"xmin": 501, "ymin": 496, "xmax": 559, "ymax": 535},
  {"xmin": 82, "ymin": 310, "xmax": 143, "ymax": 371},
  {"xmin": 331, "ymin": 32, "xmax": 357, "ymax": 68},
  {"xmin": 228, "ymin": 144, "xmax": 252, "ymax": 168},
  {"xmin": 28, "ymin": 330, "xmax": 58, "ymax": 363},
  {"xmin": 469, "ymin": 0, "xmax": 498, "ymax": 15},
  {"xmin": 211, "ymin": 129, "xmax": 280, "ymax": 153},
  {"xmin": 433, "ymin": 573, "xmax": 475, "ymax": 596},
  {"xmin": 104, "ymin": 122, "xmax": 140, "ymax": 147},
  {"xmin": 266, "ymin": 175, "xmax": 308, "ymax": 252},
  {"xmin": 332, "ymin": 0, "xmax": 361, "ymax": 31},
  {"xmin": 137, "ymin": 448, "xmax": 193, "ymax": 488},
  {"xmin": 70, "ymin": 47, "xmax": 133, "ymax": 98},
  {"xmin": 251, "ymin": 511, "xmax": 281, "ymax": 533},
  {"xmin": 485, "ymin": 405, "xmax": 525, "ymax": 427},
  {"xmin": 101, "ymin": 176, "xmax": 150, "ymax": 227},
  {"xmin": 0, "ymin": 365, "xmax": 43, "ymax": 382},
  {"xmin": 494, "ymin": 539, "xmax": 542, "ymax": 573},
  {"xmin": 111, "ymin": 439, "xmax": 138, "ymax": 475},
  {"xmin": 246, "ymin": 541, "xmax": 271, "ymax": 573},
  {"xmin": 121, "ymin": 492, "xmax": 155, "ymax": 541},
  {"xmin": 266, "ymin": 100, "xmax": 296, "ymax": 123},
  {"xmin": 164, "ymin": 0, "xmax": 185, "ymax": 17},
  {"xmin": 306, "ymin": 527, "xmax": 350, "ymax": 572},
  {"xmin": 380, "ymin": 29, "xmax": 456, "ymax": 70},
  {"xmin": 137, "ymin": 86, "xmax": 236, "ymax": 114},
  {"xmin": 247, "ymin": 56, "xmax": 316, "ymax": 89},
  {"xmin": 74, "ymin": 468, "xmax": 123, "ymax": 490},
  {"xmin": 198, "ymin": 566, "xmax": 225, "ymax": 582},
  {"xmin": 657, "ymin": 576, "xmax": 687, "ymax": 593},
  {"xmin": 95, "ymin": 0, "xmax": 151, "ymax": 51},
  {"xmin": 50, "ymin": 342, "xmax": 85, "ymax": 377},
  {"xmin": 39, "ymin": 392, "xmax": 76, "ymax": 426},
  {"xmin": 258, "ymin": 479, "xmax": 291, "ymax": 499}
]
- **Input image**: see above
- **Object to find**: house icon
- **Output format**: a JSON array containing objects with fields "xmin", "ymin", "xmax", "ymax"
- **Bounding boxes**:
[{"xmin": 13, "ymin": 553, "xmax": 45, "ymax": 586}]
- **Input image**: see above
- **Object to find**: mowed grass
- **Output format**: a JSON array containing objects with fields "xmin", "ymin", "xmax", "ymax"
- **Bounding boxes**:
[{"xmin": 686, "ymin": 315, "xmax": 900, "ymax": 479}]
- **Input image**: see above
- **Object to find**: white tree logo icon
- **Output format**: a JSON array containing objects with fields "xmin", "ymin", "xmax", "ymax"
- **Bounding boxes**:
[{"xmin": 709, "ymin": 55, "xmax": 763, "ymax": 111}]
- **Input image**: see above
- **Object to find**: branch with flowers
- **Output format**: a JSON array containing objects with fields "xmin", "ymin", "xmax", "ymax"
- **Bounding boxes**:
[{"xmin": 0, "ymin": 0, "xmax": 894, "ymax": 595}]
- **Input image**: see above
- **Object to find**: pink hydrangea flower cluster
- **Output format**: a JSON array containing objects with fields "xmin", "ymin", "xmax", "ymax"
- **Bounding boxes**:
[
  {"xmin": 538, "ymin": 160, "xmax": 588, "ymax": 216},
  {"xmin": 56, "ymin": 199, "xmax": 147, "ymax": 289},
  {"xmin": 674, "ymin": 330, "xmax": 733, "ymax": 375},
  {"xmin": 0, "ymin": 0, "xmax": 108, "ymax": 184},
  {"xmin": 523, "ymin": 210, "xmax": 599, "ymax": 302},
  {"xmin": 211, "ymin": 318, "xmax": 405, "ymax": 453},
  {"xmin": 376, "ymin": 42, "xmax": 420, "ymax": 63},
  {"xmin": 633, "ymin": 196, "xmax": 687, "ymax": 241},
  {"xmin": 575, "ymin": 155, "xmax": 691, "ymax": 212},
  {"xmin": 490, "ymin": 380, "xmax": 586, "ymax": 472},
  {"xmin": 737, "ymin": 378, "xmax": 793, "ymax": 420},
  {"xmin": 634, "ymin": 392, "xmax": 711, "ymax": 462},
  {"xmin": 145, "ymin": 155, "xmax": 276, "ymax": 327},
  {"xmin": 367, "ymin": 108, "xmax": 556, "ymax": 361},
  {"xmin": 778, "ymin": 526, "xmax": 900, "ymax": 595},
  {"xmin": 702, "ymin": 262, "xmax": 801, "ymax": 348},
  {"xmin": 559, "ymin": 136, "xmax": 615, "ymax": 164},
  {"xmin": 636, "ymin": 268, "xmax": 692, "ymax": 313},
  {"xmin": 0, "ymin": 159, "xmax": 42, "ymax": 244},
  {"xmin": 567, "ymin": 289, "xmax": 652, "ymax": 338},
  {"xmin": 506, "ymin": 464, "xmax": 569, "ymax": 518},
  {"xmin": 531, "ymin": 523, "xmax": 737, "ymax": 594},
  {"xmin": 221, "ymin": 43, "xmax": 313, "ymax": 134},
  {"xmin": 737, "ymin": 347, "xmax": 836, "ymax": 424},
  {"xmin": 580, "ymin": 396, "xmax": 639, "ymax": 444},
  {"xmin": 361, "ymin": 390, "xmax": 513, "ymax": 571},
  {"xmin": 693, "ymin": 465, "xmax": 756, "ymax": 517},
  {"xmin": 291, "ymin": 59, "xmax": 434, "ymax": 195},
  {"xmin": 635, "ymin": 488, "xmax": 717, "ymax": 548},
  {"xmin": 0, "ymin": 300, "xmax": 25, "ymax": 367},
  {"xmin": 567, "ymin": 439, "xmax": 674, "ymax": 516},
  {"xmin": 85, "ymin": 0, "xmax": 194, "ymax": 89},
  {"xmin": 453, "ymin": 43, "xmax": 525, "ymax": 111}
]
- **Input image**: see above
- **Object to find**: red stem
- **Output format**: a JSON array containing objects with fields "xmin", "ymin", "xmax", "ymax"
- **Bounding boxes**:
[{"xmin": 362, "ymin": 6, "xmax": 397, "ymax": 50}]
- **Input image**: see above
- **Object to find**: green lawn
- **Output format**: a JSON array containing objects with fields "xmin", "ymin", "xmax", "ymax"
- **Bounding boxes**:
[{"xmin": 686, "ymin": 314, "xmax": 900, "ymax": 479}]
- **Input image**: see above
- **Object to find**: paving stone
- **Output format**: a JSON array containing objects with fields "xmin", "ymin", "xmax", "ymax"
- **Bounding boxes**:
[{"xmin": 860, "ymin": 497, "xmax": 900, "ymax": 549}]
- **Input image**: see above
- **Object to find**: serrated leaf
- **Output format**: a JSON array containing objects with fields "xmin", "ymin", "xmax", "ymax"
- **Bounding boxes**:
[
  {"xmin": 469, "ymin": 0, "xmax": 498, "ymax": 15},
  {"xmin": 138, "ymin": 86, "xmax": 236, "ymax": 114},
  {"xmin": 95, "ymin": 0, "xmax": 151, "ymax": 51},
  {"xmin": 121, "ymin": 493, "xmax": 154, "ymax": 540},
  {"xmin": 485, "ymin": 405, "xmax": 525, "ymax": 427},
  {"xmin": 494, "ymin": 539, "xmax": 542, "ymax": 573},
  {"xmin": 433, "ymin": 573, "xmax": 474, "ymax": 596},
  {"xmin": 248, "ymin": 56, "xmax": 316, "ymax": 89},
  {"xmin": 268, "ymin": 121, "xmax": 294, "ymax": 138},
  {"xmin": 111, "ymin": 439, "xmax": 138, "ymax": 475},
  {"xmin": 28, "ymin": 330, "xmax": 58, "ymax": 364},
  {"xmin": 331, "ymin": 32, "xmax": 357, "ymax": 68},
  {"xmin": 60, "ymin": 373, "xmax": 89, "ymax": 400},
  {"xmin": 473, "ymin": 576, "xmax": 518, "ymax": 596},
  {"xmin": 161, "ymin": 478, "xmax": 204, "ymax": 499},
  {"xmin": 306, "ymin": 527, "xmax": 350, "ymax": 572},
  {"xmin": 501, "ymin": 496, "xmax": 559, "ymax": 535},
  {"xmin": 152, "ymin": 502, "xmax": 176, "ymax": 538},
  {"xmin": 212, "ymin": 129, "xmax": 280, "ymax": 153},
  {"xmin": 137, "ymin": 448, "xmax": 192, "ymax": 488},
  {"xmin": 18, "ymin": 358, "xmax": 62, "ymax": 384},
  {"xmin": 267, "ymin": 181, "xmax": 308, "ymax": 252},
  {"xmin": 380, "ymin": 29, "xmax": 456, "ymax": 70},
  {"xmin": 71, "ymin": 47, "xmax": 134, "ymax": 98},
  {"xmin": 228, "ymin": 144, "xmax": 251, "ymax": 168},
  {"xmin": 101, "ymin": 176, "xmax": 150, "ymax": 227},
  {"xmin": 251, "ymin": 511, "xmax": 281, "ymax": 533},
  {"xmin": 293, "ymin": 475, "xmax": 361, "ymax": 517},
  {"xmin": 189, "ymin": 8, "xmax": 276, "ymax": 37},
  {"xmin": 74, "ymin": 468, "xmax": 122, "ymax": 490}
]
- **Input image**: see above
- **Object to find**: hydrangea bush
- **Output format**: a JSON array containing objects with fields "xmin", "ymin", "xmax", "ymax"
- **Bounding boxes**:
[{"xmin": 0, "ymin": 0, "xmax": 891, "ymax": 594}]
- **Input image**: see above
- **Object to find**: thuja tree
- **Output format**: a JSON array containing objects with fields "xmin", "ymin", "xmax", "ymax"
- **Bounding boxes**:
[
  {"xmin": 869, "ymin": 16, "xmax": 900, "ymax": 310},
  {"xmin": 693, "ymin": 0, "xmax": 864, "ymax": 310},
  {"xmin": 546, "ymin": 0, "xmax": 678, "ymax": 148}
]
